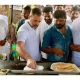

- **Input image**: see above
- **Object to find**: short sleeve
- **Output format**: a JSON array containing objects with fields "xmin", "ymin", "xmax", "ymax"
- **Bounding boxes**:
[
  {"xmin": 42, "ymin": 30, "xmax": 51, "ymax": 49},
  {"xmin": 17, "ymin": 31, "xmax": 27, "ymax": 43}
]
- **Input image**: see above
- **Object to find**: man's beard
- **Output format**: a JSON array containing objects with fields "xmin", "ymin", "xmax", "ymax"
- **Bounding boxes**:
[
  {"xmin": 45, "ymin": 19, "xmax": 52, "ymax": 25},
  {"xmin": 55, "ymin": 23, "xmax": 65, "ymax": 29}
]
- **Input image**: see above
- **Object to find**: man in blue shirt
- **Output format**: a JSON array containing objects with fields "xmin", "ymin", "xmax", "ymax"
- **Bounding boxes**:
[
  {"xmin": 17, "ymin": 5, "xmax": 31, "ymax": 31},
  {"xmin": 42, "ymin": 10, "xmax": 72, "ymax": 62}
]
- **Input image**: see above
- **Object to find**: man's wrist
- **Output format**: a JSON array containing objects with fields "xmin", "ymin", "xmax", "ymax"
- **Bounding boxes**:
[{"xmin": 26, "ymin": 56, "xmax": 31, "ymax": 61}]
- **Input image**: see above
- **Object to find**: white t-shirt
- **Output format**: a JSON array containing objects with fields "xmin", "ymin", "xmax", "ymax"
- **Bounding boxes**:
[
  {"xmin": 17, "ymin": 21, "xmax": 41, "ymax": 61},
  {"xmin": 71, "ymin": 17, "xmax": 80, "ymax": 66},
  {"xmin": 36, "ymin": 20, "xmax": 54, "ymax": 59}
]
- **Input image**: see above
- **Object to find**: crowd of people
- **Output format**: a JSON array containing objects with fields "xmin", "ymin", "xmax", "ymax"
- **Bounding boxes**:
[{"xmin": 0, "ymin": 5, "xmax": 80, "ymax": 69}]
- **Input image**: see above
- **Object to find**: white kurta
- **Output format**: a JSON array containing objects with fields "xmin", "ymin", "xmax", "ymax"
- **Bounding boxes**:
[
  {"xmin": 36, "ymin": 20, "xmax": 54, "ymax": 59},
  {"xmin": 71, "ymin": 17, "xmax": 80, "ymax": 66}
]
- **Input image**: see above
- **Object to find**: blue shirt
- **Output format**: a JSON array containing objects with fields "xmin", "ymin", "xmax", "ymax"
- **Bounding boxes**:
[
  {"xmin": 17, "ymin": 19, "xmax": 25, "ymax": 31},
  {"xmin": 42, "ymin": 25, "xmax": 72, "ymax": 62}
]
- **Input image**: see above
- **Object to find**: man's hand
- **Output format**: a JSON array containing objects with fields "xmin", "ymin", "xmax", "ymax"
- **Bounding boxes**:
[
  {"xmin": 70, "ymin": 43, "xmax": 80, "ymax": 52},
  {"xmin": 53, "ymin": 48, "xmax": 64, "ymax": 56},
  {"xmin": 26, "ymin": 58, "xmax": 37, "ymax": 69},
  {"xmin": 17, "ymin": 41, "xmax": 37, "ymax": 69},
  {"xmin": 42, "ymin": 48, "xmax": 64, "ymax": 56},
  {"xmin": 70, "ymin": 43, "xmax": 75, "ymax": 50},
  {"xmin": 0, "ymin": 38, "xmax": 6, "ymax": 46}
]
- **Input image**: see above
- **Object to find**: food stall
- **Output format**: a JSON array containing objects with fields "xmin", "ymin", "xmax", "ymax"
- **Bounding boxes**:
[{"xmin": 0, "ymin": 5, "xmax": 80, "ymax": 75}]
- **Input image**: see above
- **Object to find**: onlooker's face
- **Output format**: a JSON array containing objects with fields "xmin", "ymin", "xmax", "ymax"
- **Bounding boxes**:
[
  {"xmin": 23, "ymin": 10, "xmax": 30, "ymax": 19},
  {"xmin": 30, "ymin": 15, "xmax": 41, "ymax": 29},
  {"xmin": 54, "ymin": 18, "xmax": 66, "ymax": 29},
  {"xmin": 43, "ymin": 12, "xmax": 53, "ymax": 25},
  {"xmin": 65, "ymin": 6, "xmax": 72, "ymax": 16},
  {"xmin": 72, "ymin": 11, "xmax": 80, "ymax": 19},
  {"xmin": 54, "ymin": 6, "xmax": 64, "ymax": 11}
]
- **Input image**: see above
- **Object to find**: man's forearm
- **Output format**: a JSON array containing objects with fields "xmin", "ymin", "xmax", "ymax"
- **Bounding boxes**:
[
  {"xmin": 42, "ymin": 48, "xmax": 58, "ymax": 54},
  {"xmin": 42, "ymin": 47, "xmax": 64, "ymax": 56},
  {"xmin": 70, "ymin": 44, "xmax": 80, "ymax": 52},
  {"xmin": 16, "ymin": 42, "xmax": 32, "ymax": 61},
  {"xmin": 42, "ymin": 48, "xmax": 53, "ymax": 53}
]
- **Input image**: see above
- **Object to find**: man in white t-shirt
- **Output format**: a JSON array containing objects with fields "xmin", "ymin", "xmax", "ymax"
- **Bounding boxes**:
[
  {"xmin": 36, "ymin": 6, "xmax": 54, "ymax": 61},
  {"xmin": 65, "ymin": 5, "xmax": 73, "ymax": 29},
  {"xmin": 17, "ymin": 5, "xmax": 31, "ymax": 31},
  {"xmin": 16, "ymin": 7, "xmax": 42, "ymax": 69},
  {"xmin": 70, "ymin": 17, "xmax": 80, "ymax": 66}
]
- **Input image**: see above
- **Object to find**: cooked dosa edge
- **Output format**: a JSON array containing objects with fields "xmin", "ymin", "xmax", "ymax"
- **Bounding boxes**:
[{"xmin": 50, "ymin": 62, "xmax": 80, "ymax": 72}]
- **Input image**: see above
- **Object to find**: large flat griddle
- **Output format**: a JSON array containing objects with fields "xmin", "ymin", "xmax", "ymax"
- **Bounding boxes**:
[{"xmin": 0, "ymin": 61, "xmax": 80, "ymax": 75}]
